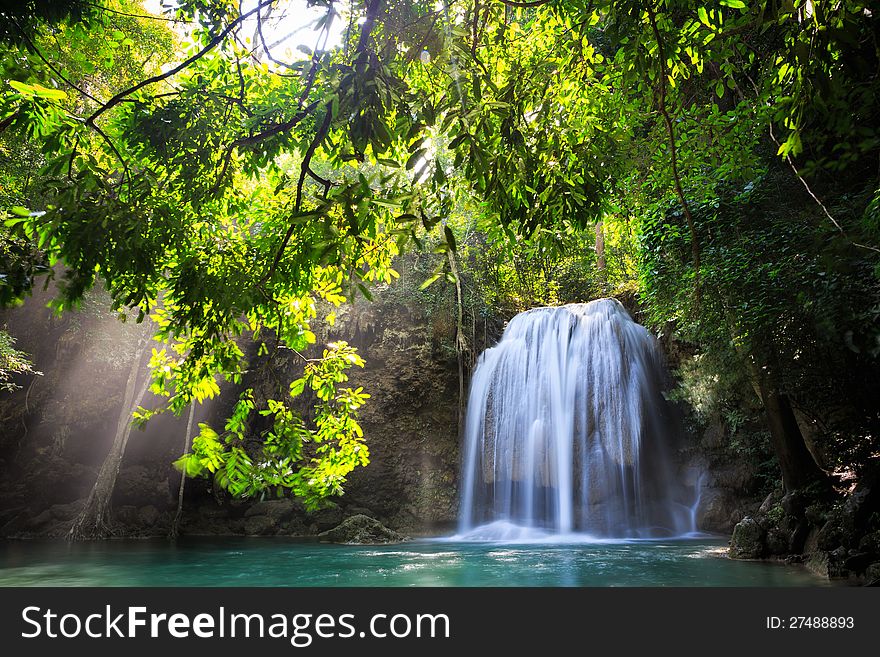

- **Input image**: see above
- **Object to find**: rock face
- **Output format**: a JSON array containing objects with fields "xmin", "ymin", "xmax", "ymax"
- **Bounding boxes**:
[
  {"xmin": 670, "ymin": 405, "xmax": 767, "ymax": 534},
  {"xmin": 311, "ymin": 296, "xmax": 462, "ymax": 534},
  {"xmin": 318, "ymin": 514, "xmax": 407, "ymax": 544}
]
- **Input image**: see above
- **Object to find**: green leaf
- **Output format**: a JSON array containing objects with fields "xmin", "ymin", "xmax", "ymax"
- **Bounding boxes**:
[
  {"xmin": 448, "ymin": 133, "xmax": 468, "ymax": 150},
  {"xmin": 9, "ymin": 80, "xmax": 67, "ymax": 100},
  {"xmin": 720, "ymin": 0, "xmax": 746, "ymax": 8},
  {"xmin": 8, "ymin": 80, "xmax": 33, "ymax": 95},
  {"xmin": 419, "ymin": 273, "xmax": 442, "ymax": 290},
  {"xmin": 405, "ymin": 148, "xmax": 427, "ymax": 170},
  {"xmin": 697, "ymin": 7, "xmax": 710, "ymax": 27},
  {"xmin": 444, "ymin": 225, "xmax": 457, "ymax": 252},
  {"xmin": 289, "ymin": 378, "xmax": 306, "ymax": 397}
]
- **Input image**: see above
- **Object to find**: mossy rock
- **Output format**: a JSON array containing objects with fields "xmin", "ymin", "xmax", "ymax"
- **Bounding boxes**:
[
  {"xmin": 318, "ymin": 514, "xmax": 407, "ymax": 545},
  {"xmin": 729, "ymin": 516, "xmax": 766, "ymax": 559}
]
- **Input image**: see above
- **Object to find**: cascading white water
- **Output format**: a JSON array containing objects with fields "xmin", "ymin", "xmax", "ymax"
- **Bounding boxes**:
[{"xmin": 458, "ymin": 298, "xmax": 695, "ymax": 539}]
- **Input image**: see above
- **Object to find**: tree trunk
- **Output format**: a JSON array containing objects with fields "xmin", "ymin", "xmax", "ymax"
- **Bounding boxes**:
[
  {"xmin": 447, "ymin": 248, "xmax": 468, "ymax": 432},
  {"xmin": 725, "ymin": 303, "xmax": 827, "ymax": 494},
  {"xmin": 170, "ymin": 402, "xmax": 196, "ymax": 538},
  {"xmin": 67, "ymin": 339, "xmax": 150, "ymax": 540},
  {"xmin": 594, "ymin": 219, "xmax": 606, "ymax": 287},
  {"xmin": 754, "ymin": 374, "xmax": 828, "ymax": 493}
]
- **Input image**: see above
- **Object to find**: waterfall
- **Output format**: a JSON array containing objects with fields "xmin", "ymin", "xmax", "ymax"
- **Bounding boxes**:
[{"xmin": 458, "ymin": 299, "xmax": 695, "ymax": 539}]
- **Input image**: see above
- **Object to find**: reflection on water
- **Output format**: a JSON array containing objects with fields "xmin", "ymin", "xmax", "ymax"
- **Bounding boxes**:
[{"xmin": 0, "ymin": 537, "xmax": 830, "ymax": 587}]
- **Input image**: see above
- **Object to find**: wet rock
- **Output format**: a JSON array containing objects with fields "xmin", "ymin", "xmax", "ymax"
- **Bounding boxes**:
[
  {"xmin": 865, "ymin": 562, "xmax": 880, "ymax": 583},
  {"xmin": 700, "ymin": 422, "xmax": 725, "ymax": 449},
  {"xmin": 319, "ymin": 514, "xmax": 407, "ymax": 544},
  {"xmin": 34, "ymin": 460, "xmax": 96, "ymax": 507},
  {"xmin": 27, "ymin": 509, "xmax": 53, "ymax": 528},
  {"xmin": 828, "ymin": 546, "xmax": 850, "ymax": 578},
  {"xmin": 781, "ymin": 490, "xmax": 808, "ymax": 518},
  {"xmin": 0, "ymin": 511, "xmax": 29, "ymax": 537},
  {"xmin": 195, "ymin": 502, "xmax": 230, "ymax": 519},
  {"xmin": 759, "ymin": 489, "xmax": 783, "ymax": 514},
  {"xmin": 729, "ymin": 516, "xmax": 765, "ymax": 559},
  {"xmin": 711, "ymin": 463, "xmax": 758, "ymax": 492},
  {"xmin": 697, "ymin": 489, "xmax": 743, "ymax": 533},
  {"xmin": 115, "ymin": 505, "xmax": 139, "ymax": 524},
  {"xmin": 49, "ymin": 500, "xmax": 84, "ymax": 520},
  {"xmin": 816, "ymin": 519, "xmax": 846, "ymax": 551},
  {"xmin": 281, "ymin": 517, "xmax": 310, "ymax": 536},
  {"xmin": 804, "ymin": 501, "xmax": 829, "ymax": 526},
  {"xmin": 844, "ymin": 552, "xmax": 874, "ymax": 578},
  {"xmin": 244, "ymin": 515, "xmax": 275, "ymax": 536}
]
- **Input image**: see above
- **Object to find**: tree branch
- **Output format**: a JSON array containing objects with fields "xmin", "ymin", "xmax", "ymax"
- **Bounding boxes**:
[
  {"xmin": 741, "ymin": 72, "xmax": 880, "ymax": 254},
  {"xmin": 235, "ymin": 98, "xmax": 323, "ymax": 148},
  {"xmin": 497, "ymin": 0, "xmax": 551, "ymax": 7},
  {"xmin": 298, "ymin": 8, "xmax": 334, "ymax": 109},
  {"xmin": 86, "ymin": 0, "xmax": 277, "ymax": 128},
  {"xmin": 211, "ymin": 98, "xmax": 323, "ymax": 194},
  {"xmin": 255, "ymin": 2, "xmax": 296, "ymax": 71},
  {"xmin": 0, "ymin": 114, "xmax": 14, "ymax": 135},
  {"xmin": 294, "ymin": 109, "xmax": 334, "ymax": 212},
  {"xmin": 356, "ymin": 0, "xmax": 383, "ymax": 54},
  {"xmin": 90, "ymin": 122, "xmax": 131, "ymax": 187},
  {"xmin": 768, "ymin": 124, "xmax": 880, "ymax": 254},
  {"xmin": 260, "ymin": 108, "xmax": 333, "ymax": 287}
]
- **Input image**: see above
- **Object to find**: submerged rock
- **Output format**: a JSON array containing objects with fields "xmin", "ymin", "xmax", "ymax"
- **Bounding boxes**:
[{"xmin": 319, "ymin": 514, "xmax": 407, "ymax": 545}]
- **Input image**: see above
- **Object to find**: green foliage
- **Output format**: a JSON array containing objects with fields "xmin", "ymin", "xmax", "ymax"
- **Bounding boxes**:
[
  {"xmin": 2, "ymin": 0, "xmax": 880, "ymax": 497},
  {"xmin": 642, "ymin": 166, "xmax": 880, "ymax": 471},
  {"xmin": 175, "ymin": 341, "xmax": 369, "ymax": 509},
  {"xmin": 0, "ymin": 328, "xmax": 39, "ymax": 392}
]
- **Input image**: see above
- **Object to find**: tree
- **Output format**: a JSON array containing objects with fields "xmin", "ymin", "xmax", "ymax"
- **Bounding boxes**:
[{"xmin": 2, "ymin": 0, "xmax": 878, "ymax": 512}]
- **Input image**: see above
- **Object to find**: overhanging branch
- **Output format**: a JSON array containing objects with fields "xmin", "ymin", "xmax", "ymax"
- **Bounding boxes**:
[{"xmin": 85, "ymin": 0, "xmax": 277, "ymax": 128}]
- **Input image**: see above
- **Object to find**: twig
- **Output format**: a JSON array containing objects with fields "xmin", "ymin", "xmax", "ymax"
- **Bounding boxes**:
[
  {"xmin": 498, "ymin": 0, "xmax": 551, "ymax": 7},
  {"xmin": 0, "ymin": 114, "xmax": 15, "ymax": 134},
  {"xmin": 90, "ymin": 121, "xmax": 131, "ymax": 189},
  {"xmin": 297, "ymin": 9, "xmax": 334, "ymax": 109},
  {"xmin": 83, "ymin": 1, "xmax": 182, "ymax": 22},
  {"xmin": 743, "ymin": 72, "xmax": 880, "ymax": 255},
  {"xmin": 768, "ymin": 124, "xmax": 880, "ymax": 254}
]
